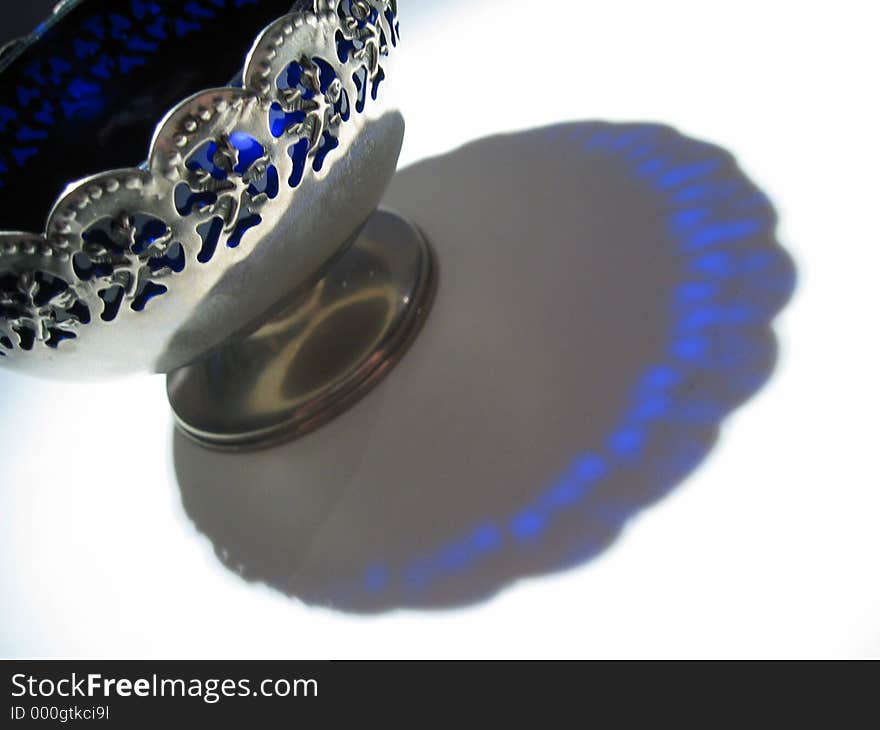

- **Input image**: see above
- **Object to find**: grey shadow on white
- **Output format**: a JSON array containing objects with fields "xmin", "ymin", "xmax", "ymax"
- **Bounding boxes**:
[{"xmin": 173, "ymin": 122, "xmax": 795, "ymax": 612}]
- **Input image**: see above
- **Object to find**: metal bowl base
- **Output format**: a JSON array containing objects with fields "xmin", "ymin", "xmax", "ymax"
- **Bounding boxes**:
[{"xmin": 166, "ymin": 210, "xmax": 435, "ymax": 451}]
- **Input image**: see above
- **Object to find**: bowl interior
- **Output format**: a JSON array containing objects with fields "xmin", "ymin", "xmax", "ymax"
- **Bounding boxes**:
[{"xmin": 0, "ymin": 0, "xmax": 295, "ymax": 233}]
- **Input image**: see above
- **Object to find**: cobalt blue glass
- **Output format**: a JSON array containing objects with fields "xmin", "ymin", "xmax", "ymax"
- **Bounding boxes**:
[{"xmin": 0, "ymin": 0, "xmax": 296, "ymax": 233}]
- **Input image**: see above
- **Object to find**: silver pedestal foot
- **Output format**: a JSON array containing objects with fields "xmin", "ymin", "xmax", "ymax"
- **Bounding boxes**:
[{"xmin": 167, "ymin": 210, "xmax": 435, "ymax": 450}]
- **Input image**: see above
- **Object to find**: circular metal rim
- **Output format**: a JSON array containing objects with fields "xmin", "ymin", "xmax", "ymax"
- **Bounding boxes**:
[{"xmin": 166, "ymin": 209, "xmax": 435, "ymax": 451}]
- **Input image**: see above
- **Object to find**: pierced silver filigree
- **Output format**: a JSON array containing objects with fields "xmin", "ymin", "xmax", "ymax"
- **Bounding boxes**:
[{"xmin": 0, "ymin": 0, "xmax": 402, "ymax": 378}]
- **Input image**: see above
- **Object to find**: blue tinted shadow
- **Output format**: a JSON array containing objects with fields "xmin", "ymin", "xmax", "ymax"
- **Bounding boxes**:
[{"xmin": 174, "ymin": 120, "xmax": 795, "ymax": 613}]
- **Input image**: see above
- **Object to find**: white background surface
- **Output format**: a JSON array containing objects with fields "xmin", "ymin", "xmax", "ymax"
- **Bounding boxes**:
[{"xmin": 1, "ymin": 0, "xmax": 879, "ymax": 658}]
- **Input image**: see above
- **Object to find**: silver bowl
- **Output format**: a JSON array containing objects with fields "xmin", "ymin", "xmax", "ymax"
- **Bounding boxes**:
[{"xmin": 0, "ymin": 0, "xmax": 434, "ymax": 447}]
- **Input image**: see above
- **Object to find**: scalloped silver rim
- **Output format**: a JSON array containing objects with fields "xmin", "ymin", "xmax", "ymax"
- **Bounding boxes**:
[{"xmin": 0, "ymin": 0, "xmax": 400, "ymax": 366}]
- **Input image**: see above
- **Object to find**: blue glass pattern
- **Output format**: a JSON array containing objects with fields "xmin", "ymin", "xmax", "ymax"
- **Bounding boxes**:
[
  {"xmin": 0, "ymin": 0, "xmax": 293, "ymax": 232},
  {"xmin": 1, "ymin": 0, "xmax": 400, "ymax": 349}
]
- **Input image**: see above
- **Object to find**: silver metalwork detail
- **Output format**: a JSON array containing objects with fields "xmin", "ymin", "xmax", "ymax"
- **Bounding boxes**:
[{"xmin": 0, "ymin": 0, "xmax": 401, "ymax": 378}]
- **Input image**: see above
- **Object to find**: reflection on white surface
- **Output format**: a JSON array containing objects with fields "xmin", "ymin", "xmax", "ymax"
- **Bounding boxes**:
[{"xmin": 2, "ymin": 0, "xmax": 879, "ymax": 658}]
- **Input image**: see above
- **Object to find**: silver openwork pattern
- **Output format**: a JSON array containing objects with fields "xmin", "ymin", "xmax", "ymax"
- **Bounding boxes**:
[{"xmin": 0, "ymin": 0, "xmax": 399, "ymax": 360}]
